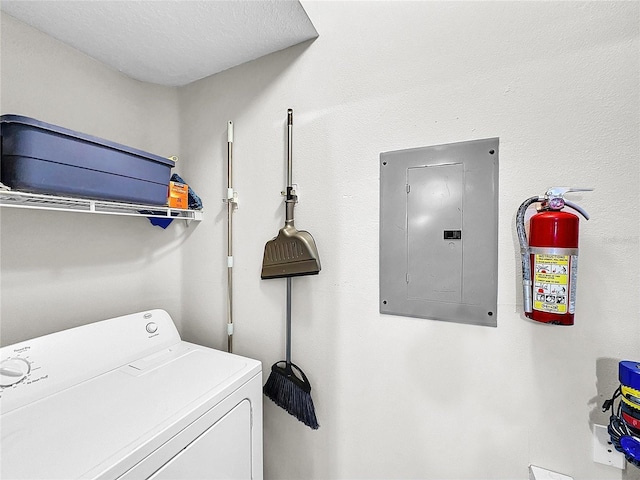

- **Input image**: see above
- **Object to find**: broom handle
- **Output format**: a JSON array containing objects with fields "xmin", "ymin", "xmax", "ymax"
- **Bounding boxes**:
[
  {"xmin": 285, "ymin": 110, "xmax": 293, "ymax": 364},
  {"xmin": 286, "ymin": 277, "xmax": 292, "ymax": 364}
]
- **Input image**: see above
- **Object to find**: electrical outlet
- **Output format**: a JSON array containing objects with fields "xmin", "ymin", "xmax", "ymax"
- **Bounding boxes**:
[{"xmin": 593, "ymin": 424, "xmax": 626, "ymax": 469}]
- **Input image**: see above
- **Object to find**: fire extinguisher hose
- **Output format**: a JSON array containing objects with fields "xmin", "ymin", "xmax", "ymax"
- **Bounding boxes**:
[
  {"xmin": 516, "ymin": 196, "xmax": 543, "ymax": 314},
  {"xmin": 564, "ymin": 200, "xmax": 591, "ymax": 220}
]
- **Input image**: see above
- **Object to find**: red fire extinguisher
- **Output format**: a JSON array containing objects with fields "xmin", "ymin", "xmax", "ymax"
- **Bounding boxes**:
[{"xmin": 516, "ymin": 187, "xmax": 592, "ymax": 325}]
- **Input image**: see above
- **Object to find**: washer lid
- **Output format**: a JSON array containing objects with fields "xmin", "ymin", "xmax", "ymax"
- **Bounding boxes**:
[{"xmin": 1, "ymin": 341, "xmax": 261, "ymax": 480}]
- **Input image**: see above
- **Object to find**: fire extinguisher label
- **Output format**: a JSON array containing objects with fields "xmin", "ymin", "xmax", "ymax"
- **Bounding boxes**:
[{"xmin": 533, "ymin": 254, "xmax": 570, "ymax": 314}]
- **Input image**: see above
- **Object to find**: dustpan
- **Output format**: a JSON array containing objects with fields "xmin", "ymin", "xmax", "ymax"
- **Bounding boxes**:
[{"xmin": 261, "ymin": 109, "xmax": 321, "ymax": 279}]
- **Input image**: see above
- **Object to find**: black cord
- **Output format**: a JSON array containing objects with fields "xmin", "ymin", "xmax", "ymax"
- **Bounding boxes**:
[{"xmin": 602, "ymin": 386, "xmax": 621, "ymax": 412}]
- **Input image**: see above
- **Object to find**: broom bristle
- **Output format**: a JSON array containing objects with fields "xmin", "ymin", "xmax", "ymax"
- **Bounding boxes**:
[{"xmin": 264, "ymin": 367, "xmax": 319, "ymax": 430}]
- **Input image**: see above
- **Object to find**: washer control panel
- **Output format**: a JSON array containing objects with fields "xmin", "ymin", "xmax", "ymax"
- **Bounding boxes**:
[{"xmin": 0, "ymin": 309, "xmax": 180, "ymax": 414}]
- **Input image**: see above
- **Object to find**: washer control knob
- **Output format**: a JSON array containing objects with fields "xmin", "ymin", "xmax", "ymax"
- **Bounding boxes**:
[
  {"xmin": 0, "ymin": 358, "xmax": 31, "ymax": 387},
  {"xmin": 146, "ymin": 322, "xmax": 158, "ymax": 334}
]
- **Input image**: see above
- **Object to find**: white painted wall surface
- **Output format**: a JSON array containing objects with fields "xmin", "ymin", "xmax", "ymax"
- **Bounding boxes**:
[
  {"xmin": 0, "ymin": 13, "xmax": 184, "ymax": 344},
  {"xmin": 177, "ymin": 2, "xmax": 639, "ymax": 479},
  {"xmin": 1, "ymin": 2, "xmax": 639, "ymax": 480}
]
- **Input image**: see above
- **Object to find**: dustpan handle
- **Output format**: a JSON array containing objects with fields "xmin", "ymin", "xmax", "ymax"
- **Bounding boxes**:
[{"xmin": 285, "ymin": 109, "xmax": 296, "ymax": 226}]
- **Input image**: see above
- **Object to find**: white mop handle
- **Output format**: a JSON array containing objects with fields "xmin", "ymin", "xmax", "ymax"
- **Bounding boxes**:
[{"xmin": 228, "ymin": 121, "xmax": 234, "ymax": 143}]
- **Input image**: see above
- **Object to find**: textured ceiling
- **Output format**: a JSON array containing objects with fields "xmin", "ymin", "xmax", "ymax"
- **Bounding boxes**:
[{"xmin": 1, "ymin": 0, "xmax": 318, "ymax": 87}]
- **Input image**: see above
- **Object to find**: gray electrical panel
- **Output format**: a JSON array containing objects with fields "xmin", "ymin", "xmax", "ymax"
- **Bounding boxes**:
[{"xmin": 379, "ymin": 138, "xmax": 499, "ymax": 327}]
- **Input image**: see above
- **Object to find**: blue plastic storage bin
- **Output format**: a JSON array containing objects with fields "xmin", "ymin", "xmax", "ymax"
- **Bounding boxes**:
[{"xmin": 1, "ymin": 115, "xmax": 175, "ymax": 205}]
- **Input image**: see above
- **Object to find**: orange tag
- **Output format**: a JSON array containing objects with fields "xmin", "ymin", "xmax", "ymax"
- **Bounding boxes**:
[{"xmin": 168, "ymin": 181, "xmax": 188, "ymax": 209}]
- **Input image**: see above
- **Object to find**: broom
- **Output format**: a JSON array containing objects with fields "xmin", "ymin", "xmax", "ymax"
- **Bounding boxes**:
[
  {"xmin": 262, "ymin": 109, "xmax": 319, "ymax": 428},
  {"xmin": 263, "ymin": 277, "xmax": 319, "ymax": 429}
]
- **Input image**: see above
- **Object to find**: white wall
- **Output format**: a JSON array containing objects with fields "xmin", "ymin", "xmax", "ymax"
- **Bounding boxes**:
[
  {"xmin": 0, "ymin": 13, "xmax": 185, "ymax": 345},
  {"xmin": 178, "ymin": 2, "xmax": 639, "ymax": 479},
  {"xmin": 1, "ymin": 2, "xmax": 639, "ymax": 480}
]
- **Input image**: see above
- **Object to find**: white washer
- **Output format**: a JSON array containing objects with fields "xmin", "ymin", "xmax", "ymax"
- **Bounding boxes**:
[{"xmin": 0, "ymin": 309, "xmax": 263, "ymax": 479}]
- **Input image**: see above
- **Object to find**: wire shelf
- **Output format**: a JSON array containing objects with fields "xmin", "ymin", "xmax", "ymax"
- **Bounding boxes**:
[{"xmin": 0, "ymin": 190, "xmax": 203, "ymax": 221}]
